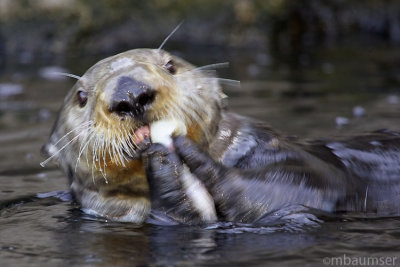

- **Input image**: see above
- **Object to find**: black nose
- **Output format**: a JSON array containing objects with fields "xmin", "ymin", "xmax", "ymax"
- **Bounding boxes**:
[{"xmin": 109, "ymin": 76, "xmax": 156, "ymax": 117}]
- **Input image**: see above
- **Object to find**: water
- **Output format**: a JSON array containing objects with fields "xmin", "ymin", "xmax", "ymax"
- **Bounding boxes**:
[{"xmin": 1, "ymin": 45, "xmax": 400, "ymax": 266}]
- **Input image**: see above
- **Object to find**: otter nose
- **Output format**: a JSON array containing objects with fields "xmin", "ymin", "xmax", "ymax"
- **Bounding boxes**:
[{"xmin": 109, "ymin": 76, "xmax": 156, "ymax": 117}]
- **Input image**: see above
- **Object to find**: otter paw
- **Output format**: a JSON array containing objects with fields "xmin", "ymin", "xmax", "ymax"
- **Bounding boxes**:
[
  {"xmin": 173, "ymin": 135, "xmax": 223, "ymax": 189},
  {"xmin": 144, "ymin": 143, "xmax": 216, "ymax": 224},
  {"xmin": 143, "ymin": 144, "xmax": 183, "ymax": 205}
]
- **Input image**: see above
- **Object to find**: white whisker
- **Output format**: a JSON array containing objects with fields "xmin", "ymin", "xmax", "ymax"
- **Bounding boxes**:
[
  {"xmin": 40, "ymin": 130, "xmax": 87, "ymax": 167},
  {"xmin": 51, "ymin": 72, "xmax": 81, "ymax": 80},
  {"xmin": 202, "ymin": 77, "xmax": 241, "ymax": 87},
  {"xmin": 189, "ymin": 62, "xmax": 229, "ymax": 72},
  {"xmin": 158, "ymin": 21, "xmax": 184, "ymax": 51},
  {"xmin": 51, "ymin": 121, "xmax": 92, "ymax": 148},
  {"xmin": 75, "ymin": 127, "xmax": 95, "ymax": 172}
]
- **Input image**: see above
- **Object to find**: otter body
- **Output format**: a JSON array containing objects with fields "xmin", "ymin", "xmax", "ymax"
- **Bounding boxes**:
[
  {"xmin": 42, "ymin": 48, "xmax": 400, "ymax": 224},
  {"xmin": 174, "ymin": 113, "xmax": 400, "ymax": 222}
]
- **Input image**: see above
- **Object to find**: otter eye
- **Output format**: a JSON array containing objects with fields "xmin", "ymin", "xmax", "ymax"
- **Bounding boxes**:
[
  {"xmin": 77, "ymin": 90, "xmax": 88, "ymax": 107},
  {"xmin": 165, "ymin": 60, "xmax": 176, "ymax": 74}
]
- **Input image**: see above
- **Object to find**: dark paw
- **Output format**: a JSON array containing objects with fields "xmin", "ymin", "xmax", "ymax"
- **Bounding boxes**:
[
  {"xmin": 143, "ymin": 140, "xmax": 216, "ymax": 224},
  {"xmin": 143, "ymin": 143, "xmax": 184, "ymax": 208},
  {"xmin": 143, "ymin": 143, "xmax": 179, "ymax": 168},
  {"xmin": 173, "ymin": 136, "xmax": 223, "ymax": 188}
]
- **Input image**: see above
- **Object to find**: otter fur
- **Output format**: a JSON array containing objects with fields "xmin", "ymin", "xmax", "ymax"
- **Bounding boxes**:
[{"xmin": 42, "ymin": 48, "xmax": 400, "ymax": 224}]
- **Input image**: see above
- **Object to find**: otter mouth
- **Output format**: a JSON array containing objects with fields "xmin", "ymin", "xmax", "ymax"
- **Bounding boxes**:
[
  {"xmin": 124, "ymin": 119, "xmax": 187, "ymax": 160},
  {"xmin": 132, "ymin": 125, "xmax": 151, "ymax": 145},
  {"xmin": 124, "ymin": 124, "xmax": 152, "ymax": 159}
]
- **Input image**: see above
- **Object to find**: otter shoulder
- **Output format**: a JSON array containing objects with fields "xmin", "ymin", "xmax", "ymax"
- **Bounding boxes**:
[{"xmin": 209, "ymin": 112, "xmax": 292, "ymax": 168}]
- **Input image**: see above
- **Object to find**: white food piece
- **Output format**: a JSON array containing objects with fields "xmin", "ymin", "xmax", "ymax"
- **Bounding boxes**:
[
  {"xmin": 150, "ymin": 119, "xmax": 187, "ymax": 147},
  {"xmin": 181, "ymin": 166, "xmax": 217, "ymax": 222}
]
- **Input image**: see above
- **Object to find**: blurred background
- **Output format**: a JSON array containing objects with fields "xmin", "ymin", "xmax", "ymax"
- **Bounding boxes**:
[
  {"xmin": 0, "ymin": 0, "xmax": 400, "ymax": 136},
  {"xmin": 1, "ymin": 1, "xmax": 400, "ymax": 266},
  {"xmin": 2, "ymin": 0, "xmax": 400, "ymax": 70}
]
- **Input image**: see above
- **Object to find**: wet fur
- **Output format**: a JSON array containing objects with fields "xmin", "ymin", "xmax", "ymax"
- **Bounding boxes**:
[
  {"xmin": 170, "ymin": 114, "xmax": 400, "ymax": 223},
  {"xmin": 42, "ymin": 49, "xmax": 222, "ymax": 223},
  {"xmin": 43, "ymin": 48, "xmax": 400, "ymax": 224}
]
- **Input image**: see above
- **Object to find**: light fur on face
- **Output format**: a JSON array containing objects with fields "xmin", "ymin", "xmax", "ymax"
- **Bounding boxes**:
[{"xmin": 41, "ymin": 48, "xmax": 232, "ymax": 222}]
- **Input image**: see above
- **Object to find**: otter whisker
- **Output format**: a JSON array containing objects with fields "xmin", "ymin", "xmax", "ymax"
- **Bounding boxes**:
[
  {"xmin": 108, "ymin": 133, "xmax": 117, "ymax": 164},
  {"xmin": 97, "ymin": 135, "xmax": 109, "ymax": 184},
  {"xmin": 92, "ymin": 134, "xmax": 99, "ymax": 174},
  {"xmin": 97, "ymin": 135, "xmax": 105, "ymax": 167},
  {"xmin": 62, "ymin": 121, "xmax": 94, "ymax": 170},
  {"xmin": 201, "ymin": 77, "xmax": 241, "ymax": 88},
  {"xmin": 117, "ymin": 131, "xmax": 130, "ymax": 165},
  {"xmin": 178, "ymin": 70, "xmax": 218, "ymax": 81},
  {"xmin": 100, "ymin": 135, "xmax": 108, "ymax": 165},
  {"xmin": 107, "ymin": 130, "xmax": 115, "ymax": 163},
  {"xmin": 216, "ymin": 78, "xmax": 240, "ymax": 87},
  {"xmin": 126, "ymin": 138, "xmax": 137, "ymax": 155},
  {"xmin": 102, "ymin": 139, "xmax": 110, "ymax": 181},
  {"xmin": 51, "ymin": 120, "xmax": 93, "ymax": 148},
  {"xmin": 86, "ymin": 130, "xmax": 98, "ymax": 168},
  {"xmin": 124, "ymin": 128, "xmax": 137, "ymax": 156},
  {"xmin": 100, "ymin": 169, "xmax": 108, "ymax": 184},
  {"xmin": 186, "ymin": 62, "xmax": 229, "ymax": 73},
  {"xmin": 112, "ymin": 134, "xmax": 126, "ymax": 166},
  {"xmin": 77, "ymin": 122, "xmax": 94, "ymax": 157},
  {"xmin": 117, "ymin": 138, "xmax": 130, "ymax": 161},
  {"xmin": 51, "ymin": 72, "xmax": 82, "ymax": 80},
  {"xmin": 40, "ymin": 129, "xmax": 87, "ymax": 167},
  {"xmin": 75, "ymin": 126, "xmax": 95, "ymax": 172},
  {"xmin": 130, "ymin": 131, "xmax": 140, "ymax": 148},
  {"xmin": 119, "ymin": 128, "xmax": 133, "ymax": 155},
  {"xmin": 99, "ymin": 135, "xmax": 106, "ymax": 162},
  {"xmin": 110, "ymin": 137, "xmax": 119, "ymax": 165},
  {"xmin": 112, "ymin": 129, "xmax": 124, "ymax": 164},
  {"xmin": 91, "ymin": 132, "xmax": 110, "ymax": 184},
  {"xmin": 158, "ymin": 21, "xmax": 184, "ymax": 51},
  {"xmin": 93, "ymin": 134, "xmax": 99, "ymax": 164},
  {"xmin": 91, "ymin": 148, "xmax": 96, "ymax": 185}
]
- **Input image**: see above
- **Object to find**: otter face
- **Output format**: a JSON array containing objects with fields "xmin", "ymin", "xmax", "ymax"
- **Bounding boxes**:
[{"xmin": 41, "ymin": 48, "xmax": 223, "ymax": 221}]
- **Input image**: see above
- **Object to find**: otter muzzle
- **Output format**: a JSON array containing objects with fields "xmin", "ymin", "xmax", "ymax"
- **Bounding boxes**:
[{"xmin": 109, "ymin": 76, "xmax": 156, "ymax": 117}]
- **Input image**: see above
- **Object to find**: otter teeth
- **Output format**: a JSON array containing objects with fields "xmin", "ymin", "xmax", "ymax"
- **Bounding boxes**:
[{"xmin": 150, "ymin": 119, "xmax": 187, "ymax": 148}]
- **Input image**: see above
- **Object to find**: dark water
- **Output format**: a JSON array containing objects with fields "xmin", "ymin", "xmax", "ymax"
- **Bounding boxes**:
[{"xmin": 1, "ymin": 46, "xmax": 400, "ymax": 266}]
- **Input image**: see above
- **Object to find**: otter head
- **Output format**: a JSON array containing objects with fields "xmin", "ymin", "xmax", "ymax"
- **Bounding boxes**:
[{"xmin": 41, "ymin": 48, "xmax": 224, "ymax": 222}]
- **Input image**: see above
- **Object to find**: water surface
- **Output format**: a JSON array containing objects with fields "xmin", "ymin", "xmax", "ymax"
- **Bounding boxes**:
[{"xmin": 1, "ymin": 46, "xmax": 400, "ymax": 266}]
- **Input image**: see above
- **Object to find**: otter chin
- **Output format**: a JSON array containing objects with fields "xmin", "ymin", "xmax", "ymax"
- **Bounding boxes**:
[{"xmin": 43, "ymin": 48, "xmax": 400, "ymax": 225}]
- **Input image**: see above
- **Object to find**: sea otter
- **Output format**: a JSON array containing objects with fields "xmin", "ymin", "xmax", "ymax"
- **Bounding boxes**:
[{"xmin": 42, "ymin": 48, "xmax": 400, "ymax": 224}]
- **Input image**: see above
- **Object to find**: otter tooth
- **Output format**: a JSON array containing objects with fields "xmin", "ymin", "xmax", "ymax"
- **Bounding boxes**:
[{"xmin": 150, "ymin": 119, "xmax": 187, "ymax": 147}]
